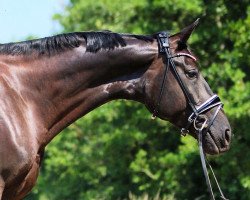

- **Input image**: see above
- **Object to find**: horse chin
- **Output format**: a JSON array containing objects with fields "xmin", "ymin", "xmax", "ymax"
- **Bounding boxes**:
[{"xmin": 203, "ymin": 131, "xmax": 220, "ymax": 155}]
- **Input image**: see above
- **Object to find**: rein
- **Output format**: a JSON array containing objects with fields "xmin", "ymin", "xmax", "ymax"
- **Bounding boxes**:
[{"xmin": 153, "ymin": 32, "xmax": 228, "ymax": 200}]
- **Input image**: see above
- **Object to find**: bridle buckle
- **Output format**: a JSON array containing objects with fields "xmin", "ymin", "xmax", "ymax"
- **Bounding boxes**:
[
  {"xmin": 181, "ymin": 128, "xmax": 189, "ymax": 137},
  {"xmin": 157, "ymin": 32, "xmax": 170, "ymax": 53},
  {"xmin": 194, "ymin": 115, "xmax": 208, "ymax": 131}
]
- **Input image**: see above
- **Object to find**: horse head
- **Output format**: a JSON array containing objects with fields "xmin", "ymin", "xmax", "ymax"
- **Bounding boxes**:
[{"xmin": 144, "ymin": 19, "xmax": 231, "ymax": 155}]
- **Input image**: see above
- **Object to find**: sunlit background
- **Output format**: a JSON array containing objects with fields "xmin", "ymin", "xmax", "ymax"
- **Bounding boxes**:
[{"xmin": 0, "ymin": 0, "xmax": 68, "ymax": 43}]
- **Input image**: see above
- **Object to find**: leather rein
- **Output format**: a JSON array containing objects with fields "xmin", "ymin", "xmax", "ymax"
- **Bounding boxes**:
[{"xmin": 152, "ymin": 32, "xmax": 228, "ymax": 200}]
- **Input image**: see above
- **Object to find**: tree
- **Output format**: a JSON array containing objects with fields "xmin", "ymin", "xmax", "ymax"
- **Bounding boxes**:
[{"xmin": 27, "ymin": 0, "xmax": 250, "ymax": 199}]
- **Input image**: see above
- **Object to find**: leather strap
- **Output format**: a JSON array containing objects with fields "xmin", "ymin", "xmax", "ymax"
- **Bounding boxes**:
[{"xmin": 197, "ymin": 127, "xmax": 228, "ymax": 200}]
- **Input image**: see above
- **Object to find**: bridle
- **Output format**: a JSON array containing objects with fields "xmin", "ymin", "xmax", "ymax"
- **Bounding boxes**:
[
  {"xmin": 152, "ymin": 32, "xmax": 228, "ymax": 200},
  {"xmin": 153, "ymin": 32, "xmax": 227, "ymax": 200}
]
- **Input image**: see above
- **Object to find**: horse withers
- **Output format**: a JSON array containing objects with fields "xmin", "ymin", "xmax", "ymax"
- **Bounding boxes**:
[{"xmin": 0, "ymin": 20, "xmax": 231, "ymax": 199}]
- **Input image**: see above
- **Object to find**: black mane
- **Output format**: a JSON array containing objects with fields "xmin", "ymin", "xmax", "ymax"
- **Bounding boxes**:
[{"xmin": 0, "ymin": 31, "xmax": 153, "ymax": 56}]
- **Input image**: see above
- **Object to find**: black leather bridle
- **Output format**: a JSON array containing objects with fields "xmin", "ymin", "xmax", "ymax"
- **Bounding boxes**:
[{"xmin": 153, "ymin": 32, "xmax": 228, "ymax": 200}]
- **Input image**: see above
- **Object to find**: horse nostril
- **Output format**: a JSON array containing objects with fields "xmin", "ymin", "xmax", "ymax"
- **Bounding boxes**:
[{"xmin": 224, "ymin": 129, "xmax": 231, "ymax": 146}]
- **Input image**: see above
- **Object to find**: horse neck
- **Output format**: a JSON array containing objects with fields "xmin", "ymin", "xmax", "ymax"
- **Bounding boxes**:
[{"xmin": 18, "ymin": 39, "xmax": 157, "ymax": 146}]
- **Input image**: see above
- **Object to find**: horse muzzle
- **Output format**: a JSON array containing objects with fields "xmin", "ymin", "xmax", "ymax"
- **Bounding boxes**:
[{"xmin": 201, "ymin": 111, "xmax": 232, "ymax": 155}]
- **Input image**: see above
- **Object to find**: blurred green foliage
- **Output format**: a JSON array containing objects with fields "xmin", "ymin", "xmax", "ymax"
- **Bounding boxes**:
[{"xmin": 26, "ymin": 0, "xmax": 250, "ymax": 199}]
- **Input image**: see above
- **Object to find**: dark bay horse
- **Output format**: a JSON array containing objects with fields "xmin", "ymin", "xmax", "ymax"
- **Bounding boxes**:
[{"xmin": 0, "ymin": 20, "xmax": 231, "ymax": 199}]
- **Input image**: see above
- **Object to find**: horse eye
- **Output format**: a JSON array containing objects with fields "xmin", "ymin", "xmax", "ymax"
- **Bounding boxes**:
[{"xmin": 186, "ymin": 70, "xmax": 198, "ymax": 79}]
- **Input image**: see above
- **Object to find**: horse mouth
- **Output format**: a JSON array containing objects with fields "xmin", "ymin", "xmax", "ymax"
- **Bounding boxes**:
[
  {"xmin": 202, "ymin": 130, "xmax": 230, "ymax": 155},
  {"xmin": 202, "ymin": 131, "xmax": 219, "ymax": 155}
]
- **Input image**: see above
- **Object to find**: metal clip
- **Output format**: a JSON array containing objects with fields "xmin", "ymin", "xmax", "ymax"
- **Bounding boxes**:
[
  {"xmin": 157, "ymin": 32, "xmax": 170, "ymax": 53},
  {"xmin": 151, "ymin": 114, "xmax": 157, "ymax": 120},
  {"xmin": 194, "ymin": 115, "xmax": 208, "ymax": 131},
  {"xmin": 181, "ymin": 128, "xmax": 189, "ymax": 137}
]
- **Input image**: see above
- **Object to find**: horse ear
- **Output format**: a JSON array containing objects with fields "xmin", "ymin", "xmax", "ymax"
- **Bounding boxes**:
[{"xmin": 175, "ymin": 18, "xmax": 200, "ymax": 43}]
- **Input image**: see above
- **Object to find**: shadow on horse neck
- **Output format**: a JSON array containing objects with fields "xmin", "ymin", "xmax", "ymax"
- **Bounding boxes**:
[{"xmin": 0, "ymin": 31, "xmax": 157, "ymax": 145}]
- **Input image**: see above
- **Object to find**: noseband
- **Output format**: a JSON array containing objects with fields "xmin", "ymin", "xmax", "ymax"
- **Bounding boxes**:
[{"xmin": 153, "ymin": 32, "xmax": 228, "ymax": 200}]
